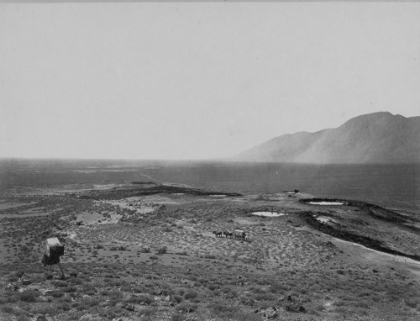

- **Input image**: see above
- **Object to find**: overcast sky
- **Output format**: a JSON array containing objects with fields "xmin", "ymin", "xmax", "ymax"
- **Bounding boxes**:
[{"xmin": 1, "ymin": 2, "xmax": 419, "ymax": 160}]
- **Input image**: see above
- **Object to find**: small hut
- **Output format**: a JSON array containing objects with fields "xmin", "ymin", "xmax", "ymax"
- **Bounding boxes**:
[{"xmin": 42, "ymin": 237, "xmax": 65, "ymax": 277}]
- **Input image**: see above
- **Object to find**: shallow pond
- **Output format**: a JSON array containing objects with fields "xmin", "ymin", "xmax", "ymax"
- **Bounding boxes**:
[
  {"xmin": 252, "ymin": 212, "xmax": 285, "ymax": 217},
  {"xmin": 315, "ymin": 216, "xmax": 337, "ymax": 224},
  {"xmin": 309, "ymin": 201, "xmax": 344, "ymax": 206}
]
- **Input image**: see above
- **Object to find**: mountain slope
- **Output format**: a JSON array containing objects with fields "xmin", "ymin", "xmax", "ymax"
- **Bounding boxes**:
[{"xmin": 234, "ymin": 112, "xmax": 420, "ymax": 164}]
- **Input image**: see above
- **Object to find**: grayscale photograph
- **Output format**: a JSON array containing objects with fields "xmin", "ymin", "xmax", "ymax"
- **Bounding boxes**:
[{"xmin": 0, "ymin": 1, "xmax": 419, "ymax": 321}]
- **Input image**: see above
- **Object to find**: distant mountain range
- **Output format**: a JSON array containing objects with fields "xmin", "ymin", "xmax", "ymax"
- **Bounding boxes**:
[{"xmin": 234, "ymin": 112, "xmax": 420, "ymax": 164}]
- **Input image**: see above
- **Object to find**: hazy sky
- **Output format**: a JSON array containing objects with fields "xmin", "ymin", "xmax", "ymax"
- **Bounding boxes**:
[{"xmin": 1, "ymin": 2, "xmax": 419, "ymax": 160}]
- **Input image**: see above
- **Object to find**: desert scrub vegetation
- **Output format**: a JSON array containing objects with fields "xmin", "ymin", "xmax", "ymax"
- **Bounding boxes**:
[
  {"xmin": 126, "ymin": 294, "xmax": 155, "ymax": 305},
  {"xmin": 2, "ymin": 191, "xmax": 420, "ymax": 321},
  {"xmin": 157, "ymin": 246, "xmax": 168, "ymax": 254},
  {"xmin": 18, "ymin": 290, "xmax": 39, "ymax": 302}
]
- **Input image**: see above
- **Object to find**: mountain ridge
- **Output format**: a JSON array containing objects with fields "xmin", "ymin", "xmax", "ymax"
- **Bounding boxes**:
[{"xmin": 234, "ymin": 112, "xmax": 420, "ymax": 164}]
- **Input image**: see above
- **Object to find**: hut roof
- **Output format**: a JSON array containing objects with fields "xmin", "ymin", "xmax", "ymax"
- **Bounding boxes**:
[{"xmin": 46, "ymin": 238, "xmax": 61, "ymax": 247}]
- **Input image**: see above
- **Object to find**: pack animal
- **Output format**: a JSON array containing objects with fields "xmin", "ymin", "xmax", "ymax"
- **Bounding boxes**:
[
  {"xmin": 223, "ymin": 231, "xmax": 233, "ymax": 239},
  {"xmin": 213, "ymin": 231, "xmax": 223, "ymax": 238}
]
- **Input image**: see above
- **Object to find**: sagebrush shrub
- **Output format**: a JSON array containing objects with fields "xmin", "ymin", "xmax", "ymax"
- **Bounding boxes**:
[{"xmin": 184, "ymin": 290, "xmax": 197, "ymax": 300}]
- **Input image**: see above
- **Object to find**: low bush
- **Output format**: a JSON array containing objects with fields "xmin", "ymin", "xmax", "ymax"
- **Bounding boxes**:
[
  {"xmin": 240, "ymin": 296, "xmax": 255, "ymax": 306},
  {"xmin": 237, "ymin": 312, "xmax": 264, "ymax": 321},
  {"xmin": 157, "ymin": 246, "xmax": 167, "ymax": 254},
  {"xmin": 50, "ymin": 291, "xmax": 65, "ymax": 298},
  {"xmin": 405, "ymin": 298, "xmax": 419, "ymax": 308},
  {"xmin": 19, "ymin": 290, "xmax": 39, "ymax": 302},
  {"xmin": 132, "ymin": 285, "xmax": 147, "ymax": 293},
  {"xmin": 68, "ymin": 277, "xmax": 83, "ymax": 285},
  {"xmin": 108, "ymin": 290, "xmax": 123, "ymax": 301},
  {"xmin": 59, "ymin": 302, "xmax": 71, "ymax": 311},
  {"xmin": 29, "ymin": 305, "xmax": 58, "ymax": 315},
  {"xmin": 208, "ymin": 284, "xmax": 217, "ymax": 291},
  {"xmin": 6, "ymin": 295, "xmax": 18, "ymax": 303},
  {"xmin": 138, "ymin": 306, "xmax": 158, "ymax": 317},
  {"xmin": 1, "ymin": 305, "xmax": 14, "ymax": 314},
  {"xmin": 63, "ymin": 286, "xmax": 78, "ymax": 293},
  {"xmin": 207, "ymin": 301, "xmax": 241, "ymax": 319},
  {"xmin": 184, "ymin": 290, "xmax": 198, "ymax": 300},
  {"xmin": 101, "ymin": 306, "xmax": 124, "ymax": 319},
  {"xmin": 176, "ymin": 302, "xmax": 198, "ymax": 313},
  {"xmin": 16, "ymin": 315, "xmax": 30, "ymax": 321},
  {"xmin": 171, "ymin": 313, "xmax": 187, "ymax": 321},
  {"xmin": 51, "ymin": 280, "xmax": 68, "ymax": 287},
  {"xmin": 15, "ymin": 271, "xmax": 25, "ymax": 278},
  {"xmin": 7, "ymin": 276, "xmax": 19, "ymax": 282}
]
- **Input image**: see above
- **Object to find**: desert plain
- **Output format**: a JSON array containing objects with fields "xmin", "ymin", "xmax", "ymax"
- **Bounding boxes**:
[{"xmin": 0, "ymin": 167, "xmax": 419, "ymax": 321}]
